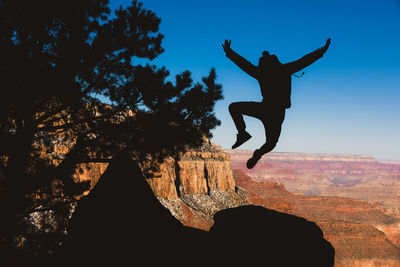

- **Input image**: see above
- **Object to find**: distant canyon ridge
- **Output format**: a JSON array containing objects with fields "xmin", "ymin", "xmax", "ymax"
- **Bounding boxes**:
[{"xmin": 227, "ymin": 150, "xmax": 400, "ymax": 218}]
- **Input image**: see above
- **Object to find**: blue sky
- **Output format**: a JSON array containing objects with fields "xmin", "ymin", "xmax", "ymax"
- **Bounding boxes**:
[{"xmin": 110, "ymin": 0, "xmax": 400, "ymax": 161}]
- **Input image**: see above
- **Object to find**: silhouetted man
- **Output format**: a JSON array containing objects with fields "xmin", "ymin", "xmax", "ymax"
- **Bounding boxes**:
[{"xmin": 223, "ymin": 38, "xmax": 331, "ymax": 169}]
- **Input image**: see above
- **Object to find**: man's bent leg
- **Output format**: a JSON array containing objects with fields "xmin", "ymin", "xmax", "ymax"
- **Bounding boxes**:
[
  {"xmin": 246, "ymin": 108, "xmax": 286, "ymax": 169},
  {"xmin": 229, "ymin": 102, "xmax": 263, "ymax": 149},
  {"xmin": 229, "ymin": 102, "xmax": 262, "ymax": 132}
]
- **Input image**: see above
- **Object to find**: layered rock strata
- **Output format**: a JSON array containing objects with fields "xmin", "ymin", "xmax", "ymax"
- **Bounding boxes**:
[
  {"xmin": 146, "ymin": 142, "xmax": 246, "ymax": 230},
  {"xmin": 146, "ymin": 148, "xmax": 235, "ymax": 198},
  {"xmin": 228, "ymin": 150, "xmax": 400, "ymax": 218}
]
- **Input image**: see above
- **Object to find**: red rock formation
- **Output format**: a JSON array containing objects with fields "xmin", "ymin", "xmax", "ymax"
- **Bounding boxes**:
[
  {"xmin": 145, "ymin": 157, "xmax": 179, "ymax": 198},
  {"xmin": 146, "ymin": 149, "xmax": 235, "ymax": 198},
  {"xmin": 137, "ymin": 141, "xmax": 246, "ymax": 231}
]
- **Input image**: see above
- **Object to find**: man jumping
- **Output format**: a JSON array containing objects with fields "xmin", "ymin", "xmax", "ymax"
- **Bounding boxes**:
[{"xmin": 223, "ymin": 38, "xmax": 331, "ymax": 169}]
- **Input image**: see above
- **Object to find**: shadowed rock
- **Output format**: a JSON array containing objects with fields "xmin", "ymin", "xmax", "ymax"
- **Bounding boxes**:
[{"xmin": 206, "ymin": 205, "xmax": 335, "ymax": 267}]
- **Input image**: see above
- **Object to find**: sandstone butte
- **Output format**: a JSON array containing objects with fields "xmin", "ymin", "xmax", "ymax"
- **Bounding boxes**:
[{"xmin": 39, "ymin": 141, "xmax": 400, "ymax": 266}]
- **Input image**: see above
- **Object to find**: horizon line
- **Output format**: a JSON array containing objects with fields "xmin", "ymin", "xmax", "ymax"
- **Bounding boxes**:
[{"xmin": 221, "ymin": 148, "xmax": 400, "ymax": 163}]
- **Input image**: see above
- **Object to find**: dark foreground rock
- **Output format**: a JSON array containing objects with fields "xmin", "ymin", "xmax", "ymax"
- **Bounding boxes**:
[{"xmin": 207, "ymin": 205, "xmax": 335, "ymax": 267}]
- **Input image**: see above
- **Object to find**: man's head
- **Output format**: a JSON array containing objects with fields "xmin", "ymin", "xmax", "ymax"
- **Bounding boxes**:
[{"xmin": 258, "ymin": 51, "xmax": 280, "ymax": 68}]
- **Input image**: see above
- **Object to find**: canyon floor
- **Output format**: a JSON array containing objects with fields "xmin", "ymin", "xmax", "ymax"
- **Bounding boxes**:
[{"xmin": 227, "ymin": 150, "xmax": 400, "ymax": 217}]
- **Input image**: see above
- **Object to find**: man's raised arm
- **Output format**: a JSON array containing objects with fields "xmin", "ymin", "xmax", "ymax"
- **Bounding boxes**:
[
  {"xmin": 284, "ymin": 38, "xmax": 331, "ymax": 75},
  {"xmin": 223, "ymin": 40, "xmax": 258, "ymax": 79}
]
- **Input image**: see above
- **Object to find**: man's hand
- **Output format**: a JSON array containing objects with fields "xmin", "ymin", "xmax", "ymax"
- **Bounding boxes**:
[
  {"xmin": 222, "ymin": 40, "xmax": 231, "ymax": 53},
  {"xmin": 321, "ymin": 38, "xmax": 331, "ymax": 53}
]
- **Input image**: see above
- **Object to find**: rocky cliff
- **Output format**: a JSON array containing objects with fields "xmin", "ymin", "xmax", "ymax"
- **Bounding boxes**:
[
  {"xmin": 146, "ymin": 145, "xmax": 235, "ymax": 198},
  {"xmin": 145, "ymin": 141, "xmax": 247, "ymax": 230}
]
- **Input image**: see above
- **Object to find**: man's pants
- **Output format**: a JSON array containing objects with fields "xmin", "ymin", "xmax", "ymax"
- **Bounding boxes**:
[{"xmin": 229, "ymin": 101, "xmax": 286, "ymax": 156}]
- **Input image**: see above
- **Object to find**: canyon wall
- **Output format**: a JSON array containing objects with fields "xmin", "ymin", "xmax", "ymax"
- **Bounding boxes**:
[
  {"xmin": 146, "ymin": 148, "xmax": 235, "ymax": 198},
  {"xmin": 145, "ymin": 142, "xmax": 246, "ymax": 230},
  {"xmin": 228, "ymin": 150, "xmax": 400, "ymax": 217}
]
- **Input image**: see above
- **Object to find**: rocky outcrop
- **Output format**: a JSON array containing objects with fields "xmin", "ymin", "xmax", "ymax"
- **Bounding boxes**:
[{"xmin": 207, "ymin": 205, "xmax": 335, "ymax": 267}]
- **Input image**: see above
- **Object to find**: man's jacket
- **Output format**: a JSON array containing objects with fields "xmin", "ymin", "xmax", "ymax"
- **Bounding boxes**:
[{"xmin": 226, "ymin": 47, "xmax": 325, "ymax": 109}]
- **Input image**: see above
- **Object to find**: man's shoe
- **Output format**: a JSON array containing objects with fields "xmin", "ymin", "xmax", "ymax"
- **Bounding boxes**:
[
  {"xmin": 231, "ymin": 131, "xmax": 252, "ymax": 149},
  {"xmin": 246, "ymin": 150, "xmax": 262, "ymax": 169}
]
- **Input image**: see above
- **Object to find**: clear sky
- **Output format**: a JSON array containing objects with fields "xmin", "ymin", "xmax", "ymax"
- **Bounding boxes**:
[{"xmin": 110, "ymin": 0, "xmax": 400, "ymax": 161}]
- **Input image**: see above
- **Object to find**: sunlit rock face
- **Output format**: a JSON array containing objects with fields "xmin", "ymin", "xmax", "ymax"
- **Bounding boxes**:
[
  {"xmin": 146, "ymin": 146, "xmax": 235, "ymax": 198},
  {"xmin": 145, "ymin": 141, "xmax": 246, "ymax": 230}
]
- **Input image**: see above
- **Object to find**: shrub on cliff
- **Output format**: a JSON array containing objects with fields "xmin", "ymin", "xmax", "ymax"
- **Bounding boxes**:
[{"xmin": 0, "ymin": 0, "xmax": 222, "ymax": 262}]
